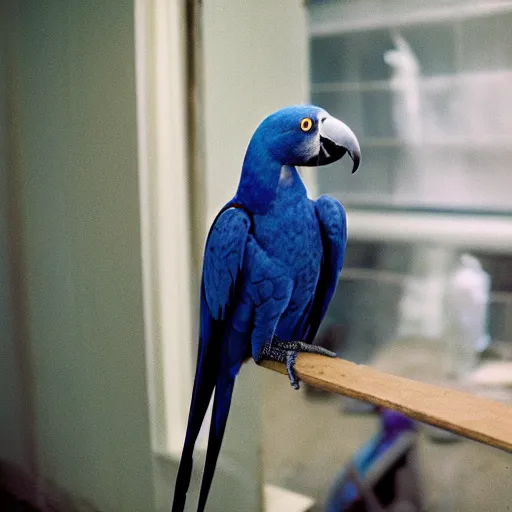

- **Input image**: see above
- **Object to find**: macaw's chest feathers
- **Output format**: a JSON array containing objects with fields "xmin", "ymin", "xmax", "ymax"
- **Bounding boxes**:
[{"xmin": 252, "ymin": 166, "xmax": 321, "ymax": 270}]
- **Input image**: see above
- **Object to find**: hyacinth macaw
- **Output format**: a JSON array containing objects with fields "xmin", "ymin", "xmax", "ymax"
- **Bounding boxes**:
[{"xmin": 172, "ymin": 105, "xmax": 361, "ymax": 512}]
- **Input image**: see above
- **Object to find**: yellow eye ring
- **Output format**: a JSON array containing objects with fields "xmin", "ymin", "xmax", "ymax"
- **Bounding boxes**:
[{"xmin": 300, "ymin": 117, "xmax": 313, "ymax": 132}]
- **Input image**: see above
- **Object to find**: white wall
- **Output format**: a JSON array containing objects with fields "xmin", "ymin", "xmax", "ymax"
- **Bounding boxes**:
[{"xmin": 203, "ymin": 0, "xmax": 311, "ymax": 222}]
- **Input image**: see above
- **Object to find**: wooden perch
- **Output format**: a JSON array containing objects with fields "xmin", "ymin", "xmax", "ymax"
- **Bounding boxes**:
[{"xmin": 260, "ymin": 354, "xmax": 512, "ymax": 453}]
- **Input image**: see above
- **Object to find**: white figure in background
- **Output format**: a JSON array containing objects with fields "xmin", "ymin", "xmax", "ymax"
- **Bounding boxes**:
[
  {"xmin": 384, "ymin": 31, "xmax": 421, "ymax": 144},
  {"xmin": 445, "ymin": 254, "xmax": 491, "ymax": 378},
  {"xmin": 383, "ymin": 31, "xmax": 426, "ymax": 204},
  {"xmin": 397, "ymin": 246, "xmax": 453, "ymax": 342}
]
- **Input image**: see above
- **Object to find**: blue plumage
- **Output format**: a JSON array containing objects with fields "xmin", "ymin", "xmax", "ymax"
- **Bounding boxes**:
[{"xmin": 172, "ymin": 105, "xmax": 361, "ymax": 512}]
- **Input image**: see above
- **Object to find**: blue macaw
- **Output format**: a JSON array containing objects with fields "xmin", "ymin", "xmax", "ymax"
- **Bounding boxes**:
[{"xmin": 172, "ymin": 105, "xmax": 361, "ymax": 512}]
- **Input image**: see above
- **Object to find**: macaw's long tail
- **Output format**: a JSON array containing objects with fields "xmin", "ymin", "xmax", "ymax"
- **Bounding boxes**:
[
  {"xmin": 171, "ymin": 308, "xmax": 244, "ymax": 512},
  {"xmin": 171, "ymin": 335, "xmax": 220, "ymax": 512},
  {"xmin": 197, "ymin": 367, "xmax": 237, "ymax": 512}
]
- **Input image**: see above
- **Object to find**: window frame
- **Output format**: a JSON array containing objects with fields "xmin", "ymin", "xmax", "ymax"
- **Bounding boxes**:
[{"xmin": 135, "ymin": 0, "xmax": 195, "ymax": 457}]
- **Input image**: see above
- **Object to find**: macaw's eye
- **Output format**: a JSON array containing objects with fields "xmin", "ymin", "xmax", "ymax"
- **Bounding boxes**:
[{"xmin": 300, "ymin": 117, "xmax": 313, "ymax": 132}]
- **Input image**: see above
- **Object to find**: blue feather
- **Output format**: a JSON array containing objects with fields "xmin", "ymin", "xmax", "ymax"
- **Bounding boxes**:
[
  {"xmin": 304, "ymin": 195, "xmax": 347, "ymax": 343},
  {"xmin": 204, "ymin": 208, "xmax": 251, "ymax": 319}
]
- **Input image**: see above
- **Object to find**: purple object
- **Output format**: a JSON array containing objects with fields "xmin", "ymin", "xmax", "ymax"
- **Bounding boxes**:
[{"xmin": 324, "ymin": 408, "xmax": 423, "ymax": 512}]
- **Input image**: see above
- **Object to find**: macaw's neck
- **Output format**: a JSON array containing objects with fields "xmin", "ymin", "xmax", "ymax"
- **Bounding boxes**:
[{"xmin": 235, "ymin": 139, "xmax": 306, "ymax": 214}]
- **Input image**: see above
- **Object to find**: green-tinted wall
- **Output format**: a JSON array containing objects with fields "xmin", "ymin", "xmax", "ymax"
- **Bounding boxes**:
[
  {"xmin": 0, "ymin": 11, "xmax": 29, "ymax": 474},
  {"xmin": 1, "ymin": 1, "xmax": 154, "ymax": 510}
]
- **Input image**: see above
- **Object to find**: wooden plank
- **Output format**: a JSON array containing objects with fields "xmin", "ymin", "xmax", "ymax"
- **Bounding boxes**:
[{"xmin": 260, "ymin": 354, "xmax": 512, "ymax": 453}]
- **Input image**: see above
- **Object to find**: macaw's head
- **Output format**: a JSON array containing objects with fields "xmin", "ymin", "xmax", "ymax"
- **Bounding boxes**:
[
  {"xmin": 237, "ymin": 105, "xmax": 361, "ymax": 213},
  {"xmin": 253, "ymin": 104, "xmax": 361, "ymax": 173}
]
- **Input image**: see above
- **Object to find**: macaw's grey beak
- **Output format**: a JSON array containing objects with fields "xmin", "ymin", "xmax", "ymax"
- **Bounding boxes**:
[{"xmin": 308, "ymin": 116, "xmax": 361, "ymax": 173}]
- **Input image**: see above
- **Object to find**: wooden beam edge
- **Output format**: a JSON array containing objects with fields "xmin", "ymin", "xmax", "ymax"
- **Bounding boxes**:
[{"xmin": 260, "ymin": 354, "xmax": 512, "ymax": 453}]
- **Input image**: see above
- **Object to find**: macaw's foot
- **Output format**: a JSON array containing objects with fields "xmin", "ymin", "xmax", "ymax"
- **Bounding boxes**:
[{"xmin": 261, "ymin": 338, "xmax": 337, "ymax": 390}]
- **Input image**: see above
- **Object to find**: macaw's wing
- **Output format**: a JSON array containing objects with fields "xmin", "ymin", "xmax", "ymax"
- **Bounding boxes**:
[
  {"xmin": 304, "ymin": 195, "xmax": 347, "ymax": 344},
  {"xmin": 172, "ymin": 205, "xmax": 251, "ymax": 512}
]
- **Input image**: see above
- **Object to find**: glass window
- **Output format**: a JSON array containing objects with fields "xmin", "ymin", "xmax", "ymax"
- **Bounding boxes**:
[{"xmin": 308, "ymin": 0, "xmax": 512, "ymax": 213}]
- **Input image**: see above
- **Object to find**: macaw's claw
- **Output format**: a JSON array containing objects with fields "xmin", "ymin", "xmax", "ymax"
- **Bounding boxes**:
[
  {"xmin": 261, "ymin": 338, "xmax": 337, "ymax": 389},
  {"xmin": 286, "ymin": 351, "xmax": 299, "ymax": 389}
]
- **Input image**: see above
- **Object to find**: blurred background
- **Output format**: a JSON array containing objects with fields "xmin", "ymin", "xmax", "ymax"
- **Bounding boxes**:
[{"xmin": 1, "ymin": 0, "xmax": 511, "ymax": 511}]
